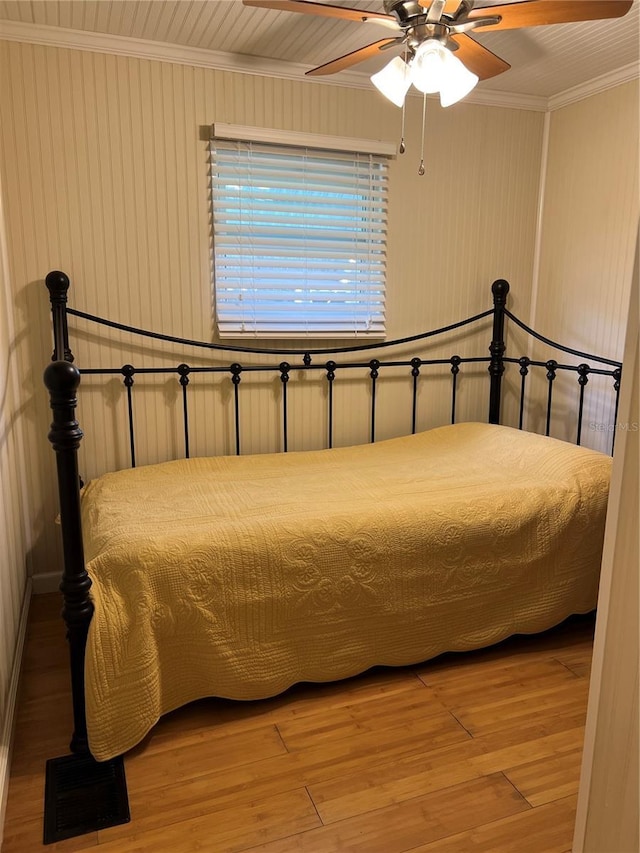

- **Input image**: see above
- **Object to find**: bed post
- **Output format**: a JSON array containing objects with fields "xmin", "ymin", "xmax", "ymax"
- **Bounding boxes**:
[
  {"xmin": 488, "ymin": 279, "xmax": 510, "ymax": 425},
  {"xmin": 44, "ymin": 361, "xmax": 92, "ymax": 754},
  {"xmin": 43, "ymin": 278, "xmax": 129, "ymax": 845},
  {"xmin": 45, "ymin": 270, "xmax": 73, "ymax": 362}
]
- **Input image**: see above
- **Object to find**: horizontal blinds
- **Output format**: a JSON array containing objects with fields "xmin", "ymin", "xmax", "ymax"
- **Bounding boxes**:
[{"xmin": 210, "ymin": 138, "xmax": 388, "ymax": 336}]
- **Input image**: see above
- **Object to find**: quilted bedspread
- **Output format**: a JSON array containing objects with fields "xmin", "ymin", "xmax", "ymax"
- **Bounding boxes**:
[{"xmin": 80, "ymin": 423, "xmax": 611, "ymax": 760}]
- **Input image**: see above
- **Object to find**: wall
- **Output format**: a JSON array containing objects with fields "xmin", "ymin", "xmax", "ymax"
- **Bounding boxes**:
[
  {"xmin": 0, "ymin": 39, "xmax": 544, "ymax": 583},
  {"xmin": 531, "ymin": 78, "xmax": 639, "ymax": 853},
  {"xmin": 530, "ymin": 80, "xmax": 639, "ymax": 451},
  {"xmin": 0, "ymin": 163, "xmax": 30, "ymax": 847}
]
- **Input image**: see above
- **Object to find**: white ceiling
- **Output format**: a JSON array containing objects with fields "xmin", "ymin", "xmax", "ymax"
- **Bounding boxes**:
[{"xmin": 0, "ymin": 0, "xmax": 638, "ymax": 101}]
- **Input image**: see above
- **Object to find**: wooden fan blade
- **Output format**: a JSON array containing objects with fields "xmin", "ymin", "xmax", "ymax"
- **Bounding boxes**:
[
  {"xmin": 242, "ymin": 0, "xmax": 395, "ymax": 24},
  {"xmin": 450, "ymin": 33, "xmax": 511, "ymax": 79},
  {"xmin": 467, "ymin": 0, "xmax": 633, "ymax": 31},
  {"xmin": 305, "ymin": 38, "xmax": 400, "ymax": 75},
  {"xmin": 418, "ymin": 0, "xmax": 463, "ymax": 13}
]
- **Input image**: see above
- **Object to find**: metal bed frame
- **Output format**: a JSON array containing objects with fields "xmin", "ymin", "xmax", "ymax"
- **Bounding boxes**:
[{"xmin": 41, "ymin": 269, "xmax": 622, "ymax": 843}]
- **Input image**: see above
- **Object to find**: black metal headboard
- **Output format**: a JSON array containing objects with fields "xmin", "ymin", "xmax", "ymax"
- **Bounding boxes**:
[{"xmin": 44, "ymin": 271, "xmax": 622, "ymax": 466}]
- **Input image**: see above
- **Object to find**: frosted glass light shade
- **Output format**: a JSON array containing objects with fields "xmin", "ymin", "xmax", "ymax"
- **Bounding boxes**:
[
  {"xmin": 410, "ymin": 39, "xmax": 448, "ymax": 94},
  {"xmin": 371, "ymin": 57, "xmax": 412, "ymax": 107},
  {"xmin": 438, "ymin": 50, "xmax": 479, "ymax": 107}
]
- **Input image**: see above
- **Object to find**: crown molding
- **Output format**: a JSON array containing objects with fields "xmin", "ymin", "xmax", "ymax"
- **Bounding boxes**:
[
  {"xmin": 462, "ymin": 88, "xmax": 547, "ymax": 111},
  {"xmin": 0, "ymin": 19, "xmax": 635, "ymax": 114},
  {"xmin": 0, "ymin": 19, "xmax": 548, "ymax": 111},
  {"xmin": 0, "ymin": 20, "xmax": 374, "ymax": 85},
  {"xmin": 548, "ymin": 60, "xmax": 640, "ymax": 111}
]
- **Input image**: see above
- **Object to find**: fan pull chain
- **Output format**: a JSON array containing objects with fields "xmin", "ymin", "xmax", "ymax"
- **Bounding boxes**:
[
  {"xmin": 399, "ymin": 43, "xmax": 409, "ymax": 155},
  {"xmin": 418, "ymin": 92, "xmax": 427, "ymax": 176}
]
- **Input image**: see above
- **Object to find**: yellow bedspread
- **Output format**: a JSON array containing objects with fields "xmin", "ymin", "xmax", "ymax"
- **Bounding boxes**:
[{"xmin": 81, "ymin": 423, "xmax": 611, "ymax": 760}]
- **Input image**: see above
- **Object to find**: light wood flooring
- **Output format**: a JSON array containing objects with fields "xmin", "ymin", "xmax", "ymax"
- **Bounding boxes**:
[{"xmin": 3, "ymin": 594, "xmax": 595, "ymax": 852}]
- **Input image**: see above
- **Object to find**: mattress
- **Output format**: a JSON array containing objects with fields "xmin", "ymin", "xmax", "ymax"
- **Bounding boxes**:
[{"xmin": 80, "ymin": 422, "xmax": 611, "ymax": 760}]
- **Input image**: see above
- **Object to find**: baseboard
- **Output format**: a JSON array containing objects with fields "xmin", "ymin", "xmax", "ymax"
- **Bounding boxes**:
[
  {"xmin": 31, "ymin": 571, "xmax": 60, "ymax": 595},
  {"xmin": 0, "ymin": 578, "xmax": 32, "ymax": 851}
]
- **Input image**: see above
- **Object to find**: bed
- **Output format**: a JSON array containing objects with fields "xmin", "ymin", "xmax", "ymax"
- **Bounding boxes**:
[{"xmin": 42, "ymin": 271, "xmax": 621, "ymax": 839}]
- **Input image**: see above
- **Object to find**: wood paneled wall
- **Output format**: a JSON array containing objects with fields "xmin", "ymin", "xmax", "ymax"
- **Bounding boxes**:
[
  {"xmin": 531, "ymin": 80, "xmax": 639, "ymax": 452},
  {"xmin": 0, "ymin": 166, "xmax": 29, "ymax": 844},
  {"xmin": 0, "ymin": 40, "xmax": 545, "ymax": 581}
]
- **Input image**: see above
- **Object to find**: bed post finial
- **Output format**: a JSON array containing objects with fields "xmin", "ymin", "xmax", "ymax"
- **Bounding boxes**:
[
  {"xmin": 44, "ymin": 359, "xmax": 93, "ymax": 755},
  {"xmin": 46, "ymin": 270, "xmax": 74, "ymax": 363},
  {"xmin": 488, "ymin": 279, "xmax": 510, "ymax": 425}
]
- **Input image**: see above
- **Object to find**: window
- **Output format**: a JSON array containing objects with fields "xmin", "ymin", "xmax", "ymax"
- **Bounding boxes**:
[{"xmin": 209, "ymin": 124, "xmax": 394, "ymax": 338}]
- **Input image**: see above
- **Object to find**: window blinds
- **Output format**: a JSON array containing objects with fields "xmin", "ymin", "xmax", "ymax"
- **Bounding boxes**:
[{"xmin": 210, "ymin": 138, "xmax": 389, "ymax": 337}]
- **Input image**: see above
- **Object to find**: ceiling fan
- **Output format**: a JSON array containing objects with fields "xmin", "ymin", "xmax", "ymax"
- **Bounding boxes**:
[
  {"xmin": 242, "ymin": 0, "xmax": 633, "ymax": 173},
  {"xmin": 242, "ymin": 0, "xmax": 633, "ymax": 99}
]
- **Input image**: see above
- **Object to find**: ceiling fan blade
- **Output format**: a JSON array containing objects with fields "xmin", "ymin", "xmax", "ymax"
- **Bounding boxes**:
[
  {"xmin": 242, "ymin": 0, "xmax": 395, "ymax": 24},
  {"xmin": 418, "ymin": 0, "xmax": 464, "ymax": 14},
  {"xmin": 450, "ymin": 33, "xmax": 511, "ymax": 79},
  {"xmin": 306, "ymin": 38, "xmax": 401, "ymax": 75},
  {"xmin": 466, "ymin": 0, "xmax": 633, "ymax": 31},
  {"xmin": 364, "ymin": 17, "xmax": 404, "ymax": 30}
]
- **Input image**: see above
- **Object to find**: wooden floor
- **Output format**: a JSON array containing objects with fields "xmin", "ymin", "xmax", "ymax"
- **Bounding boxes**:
[{"xmin": 3, "ymin": 594, "xmax": 595, "ymax": 853}]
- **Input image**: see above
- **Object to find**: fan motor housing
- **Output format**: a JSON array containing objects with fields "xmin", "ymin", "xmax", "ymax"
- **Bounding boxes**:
[{"xmin": 384, "ymin": 0, "xmax": 429, "ymax": 26}]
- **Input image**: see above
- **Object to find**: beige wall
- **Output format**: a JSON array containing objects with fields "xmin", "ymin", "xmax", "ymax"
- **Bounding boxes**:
[
  {"xmin": 0, "ymin": 163, "xmax": 30, "ymax": 843},
  {"xmin": 531, "ymin": 81, "xmax": 639, "ymax": 451},
  {"xmin": 534, "ymin": 86, "xmax": 639, "ymax": 849},
  {"xmin": 0, "ymin": 40, "xmax": 545, "ymax": 581}
]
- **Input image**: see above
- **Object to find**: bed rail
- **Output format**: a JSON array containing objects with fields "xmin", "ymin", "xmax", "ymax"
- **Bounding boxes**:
[{"xmin": 503, "ymin": 309, "xmax": 623, "ymax": 452}]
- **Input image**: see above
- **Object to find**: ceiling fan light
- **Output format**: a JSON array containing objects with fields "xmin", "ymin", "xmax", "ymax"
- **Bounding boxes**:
[
  {"xmin": 371, "ymin": 57, "xmax": 411, "ymax": 107},
  {"xmin": 410, "ymin": 39, "xmax": 448, "ymax": 94},
  {"xmin": 438, "ymin": 50, "xmax": 479, "ymax": 107}
]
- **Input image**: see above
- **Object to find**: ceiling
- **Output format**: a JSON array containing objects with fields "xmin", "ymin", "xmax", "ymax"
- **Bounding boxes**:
[{"xmin": 0, "ymin": 0, "xmax": 639, "ymax": 102}]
